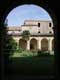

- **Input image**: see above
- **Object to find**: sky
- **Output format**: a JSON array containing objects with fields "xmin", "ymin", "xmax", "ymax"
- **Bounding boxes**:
[{"xmin": 6, "ymin": 4, "xmax": 52, "ymax": 27}]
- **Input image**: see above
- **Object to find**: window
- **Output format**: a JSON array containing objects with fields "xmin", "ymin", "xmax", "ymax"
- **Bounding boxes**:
[
  {"xmin": 12, "ymin": 31, "xmax": 15, "ymax": 34},
  {"xmin": 49, "ymin": 31, "xmax": 52, "ymax": 33},
  {"xmin": 38, "ymin": 31, "xmax": 40, "ymax": 33},
  {"xmin": 38, "ymin": 23, "xmax": 40, "ymax": 27},
  {"xmin": 52, "ymin": 27, "xmax": 54, "ymax": 30},
  {"xmin": 49, "ymin": 22, "xmax": 51, "ymax": 27},
  {"xmin": 24, "ymin": 22, "xmax": 25, "ymax": 25}
]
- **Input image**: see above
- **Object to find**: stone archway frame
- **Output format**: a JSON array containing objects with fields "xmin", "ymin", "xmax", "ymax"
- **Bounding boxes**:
[
  {"xmin": 0, "ymin": 1, "xmax": 58, "ymax": 78},
  {"xmin": 52, "ymin": 39, "xmax": 54, "ymax": 51},
  {"xmin": 2, "ymin": 1, "xmax": 57, "ymax": 53}
]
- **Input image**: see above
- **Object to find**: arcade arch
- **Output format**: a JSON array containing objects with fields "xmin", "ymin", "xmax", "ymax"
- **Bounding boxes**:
[
  {"xmin": 30, "ymin": 38, "xmax": 37, "ymax": 50},
  {"xmin": 19, "ymin": 38, "xmax": 27, "ymax": 49},
  {"xmin": 41, "ymin": 38, "xmax": 48, "ymax": 51}
]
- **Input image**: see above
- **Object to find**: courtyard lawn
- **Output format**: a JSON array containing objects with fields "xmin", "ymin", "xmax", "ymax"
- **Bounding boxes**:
[
  {"xmin": 9, "ymin": 49, "xmax": 54, "ymax": 58},
  {"xmin": 9, "ymin": 50, "xmax": 38, "ymax": 57},
  {"xmin": 6, "ymin": 51, "xmax": 55, "ymax": 76}
]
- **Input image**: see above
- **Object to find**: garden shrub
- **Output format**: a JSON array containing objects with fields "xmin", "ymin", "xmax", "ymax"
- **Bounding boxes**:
[
  {"xmin": 6, "ymin": 37, "xmax": 17, "ymax": 56},
  {"xmin": 21, "ymin": 50, "xmax": 33, "ymax": 57},
  {"xmin": 37, "ymin": 50, "xmax": 42, "ymax": 56},
  {"xmin": 37, "ymin": 50, "xmax": 50, "ymax": 57},
  {"xmin": 31, "ymin": 50, "xmax": 38, "ymax": 56},
  {"xmin": 17, "ymin": 47, "xmax": 24, "ymax": 53}
]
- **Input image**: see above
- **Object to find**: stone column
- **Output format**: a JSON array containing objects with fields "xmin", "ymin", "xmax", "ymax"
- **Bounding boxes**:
[
  {"xmin": 17, "ymin": 41, "xmax": 19, "ymax": 49},
  {"xmin": 48, "ymin": 39, "xmax": 52, "ymax": 51},
  {"xmin": 37, "ymin": 39, "xmax": 41, "ymax": 50},
  {"xmin": 26, "ymin": 40, "xmax": 30, "ymax": 50}
]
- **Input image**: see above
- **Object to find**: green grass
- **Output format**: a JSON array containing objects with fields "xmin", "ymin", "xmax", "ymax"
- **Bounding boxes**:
[
  {"xmin": 7, "ymin": 50, "xmax": 54, "ymax": 75},
  {"xmin": 9, "ymin": 49, "xmax": 54, "ymax": 58},
  {"xmin": 8, "ymin": 55, "xmax": 54, "ymax": 75},
  {"xmin": 9, "ymin": 50, "xmax": 38, "ymax": 58}
]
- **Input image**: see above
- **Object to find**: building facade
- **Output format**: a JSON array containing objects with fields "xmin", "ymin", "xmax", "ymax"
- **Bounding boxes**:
[{"xmin": 7, "ymin": 20, "xmax": 54, "ymax": 54}]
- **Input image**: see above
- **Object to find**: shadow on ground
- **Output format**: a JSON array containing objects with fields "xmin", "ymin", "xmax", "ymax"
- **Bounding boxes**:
[{"xmin": 5, "ymin": 55, "xmax": 55, "ymax": 80}]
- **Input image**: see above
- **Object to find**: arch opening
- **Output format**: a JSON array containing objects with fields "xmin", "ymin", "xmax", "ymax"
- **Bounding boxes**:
[
  {"xmin": 41, "ymin": 38, "xmax": 48, "ymax": 51},
  {"xmin": 30, "ymin": 38, "xmax": 37, "ymax": 50},
  {"xmin": 5, "ymin": 4, "xmax": 53, "ymax": 26},
  {"xmin": 4, "ymin": 4, "xmax": 55, "ymax": 54},
  {"xmin": 19, "ymin": 39, "xmax": 27, "ymax": 50}
]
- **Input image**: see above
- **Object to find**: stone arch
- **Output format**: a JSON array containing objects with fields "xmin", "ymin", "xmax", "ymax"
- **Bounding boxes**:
[
  {"xmin": 41, "ymin": 38, "xmax": 48, "ymax": 51},
  {"xmin": 30, "ymin": 38, "xmax": 37, "ymax": 50},
  {"xmin": 52, "ymin": 39, "xmax": 54, "ymax": 51},
  {"xmin": 1, "ymin": 1, "xmax": 58, "ymax": 75},
  {"xmin": 19, "ymin": 38, "xmax": 27, "ymax": 49}
]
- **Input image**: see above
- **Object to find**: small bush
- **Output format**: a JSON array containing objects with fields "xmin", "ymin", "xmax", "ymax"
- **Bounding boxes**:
[
  {"xmin": 15, "ymin": 47, "xmax": 25, "ymax": 53},
  {"xmin": 31, "ymin": 50, "xmax": 37, "ymax": 53},
  {"xmin": 21, "ymin": 50, "xmax": 33, "ymax": 57},
  {"xmin": 20, "ymin": 50, "xmax": 38, "ymax": 57},
  {"xmin": 37, "ymin": 50, "xmax": 50, "ymax": 57},
  {"xmin": 37, "ymin": 50, "xmax": 42, "ymax": 56}
]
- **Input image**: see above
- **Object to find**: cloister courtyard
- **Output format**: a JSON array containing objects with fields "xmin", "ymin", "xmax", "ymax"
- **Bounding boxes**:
[{"xmin": 7, "ymin": 20, "xmax": 54, "ymax": 55}]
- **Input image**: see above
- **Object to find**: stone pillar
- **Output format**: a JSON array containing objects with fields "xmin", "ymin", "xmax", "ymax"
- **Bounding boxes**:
[
  {"xmin": 26, "ymin": 40, "xmax": 30, "ymax": 50},
  {"xmin": 37, "ymin": 39, "xmax": 41, "ymax": 50},
  {"xmin": 17, "ymin": 41, "xmax": 19, "ymax": 49},
  {"xmin": 48, "ymin": 39, "xmax": 52, "ymax": 51}
]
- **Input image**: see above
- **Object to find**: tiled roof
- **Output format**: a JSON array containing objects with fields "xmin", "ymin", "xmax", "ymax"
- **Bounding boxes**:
[{"xmin": 7, "ymin": 27, "xmax": 21, "ymax": 31}]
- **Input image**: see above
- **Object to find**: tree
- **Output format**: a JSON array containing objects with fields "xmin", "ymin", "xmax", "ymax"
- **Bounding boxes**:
[
  {"xmin": 21, "ymin": 30, "xmax": 30, "ymax": 40},
  {"xmin": 5, "ymin": 36, "xmax": 17, "ymax": 56},
  {"xmin": 3, "ymin": 19, "xmax": 17, "ymax": 73},
  {"xmin": 4, "ymin": 20, "xmax": 17, "ymax": 57}
]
